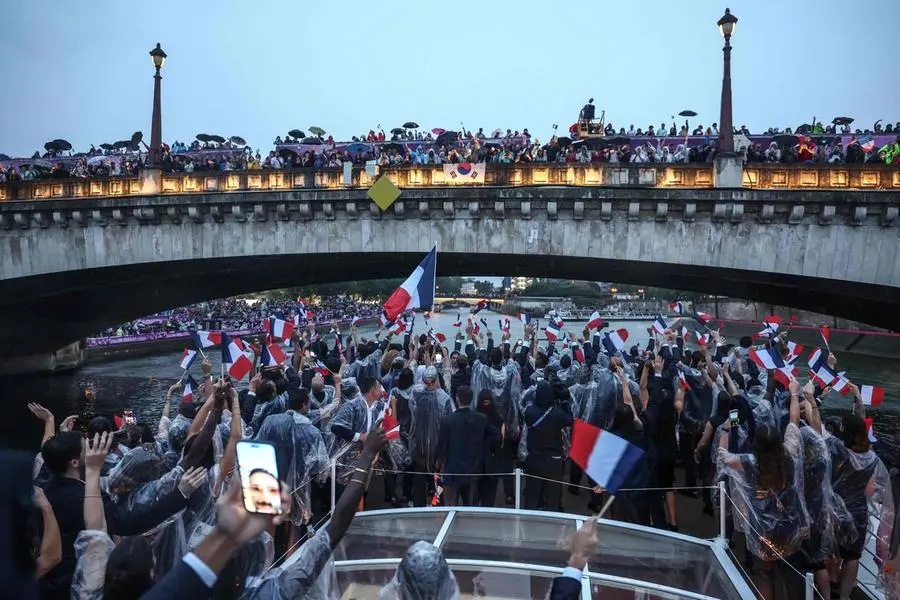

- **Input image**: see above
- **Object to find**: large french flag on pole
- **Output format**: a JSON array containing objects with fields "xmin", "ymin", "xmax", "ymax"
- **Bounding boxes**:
[
  {"xmin": 383, "ymin": 247, "xmax": 437, "ymax": 323},
  {"xmin": 221, "ymin": 332, "xmax": 253, "ymax": 381},
  {"xmin": 569, "ymin": 419, "xmax": 645, "ymax": 495}
]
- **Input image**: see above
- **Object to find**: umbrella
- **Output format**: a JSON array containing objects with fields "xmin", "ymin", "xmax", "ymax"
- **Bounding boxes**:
[
  {"xmin": 51, "ymin": 139, "xmax": 73, "ymax": 151},
  {"xmin": 608, "ymin": 136, "xmax": 631, "ymax": 145},
  {"xmin": 678, "ymin": 110, "xmax": 698, "ymax": 118},
  {"xmin": 196, "ymin": 133, "xmax": 212, "ymax": 142},
  {"xmin": 277, "ymin": 148, "xmax": 299, "ymax": 160},
  {"xmin": 403, "ymin": 121, "xmax": 419, "ymax": 129},
  {"xmin": 128, "ymin": 141, "xmax": 140, "ymax": 152},
  {"xmin": 301, "ymin": 137, "xmax": 323, "ymax": 145},
  {"xmin": 25, "ymin": 160, "xmax": 54, "ymax": 169},
  {"xmin": 0, "ymin": 153, "xmax": 9, "ymax": 160},
  {"xmin": 435, "ymin": 131, "xmax": 458, "ymax": 147},
  {"xmin": 557, "ymin": 137, "xmax": 572, "ymax": 147},
  {"xmin": 208, "ymin": 135, "xmax": 226, "ymax": 144},
  {"xmin": 131, "ymin": 131, "xmax": 143, "ymax": 144},
  {"xmin": 390, "ymin": 127, "xmax": 405, "ymax": 135},
  {"xmin": 113, "ymin": 140, "xmax": 131, "ymax": 149},
  {"xmin": 44, "ymin": 142, "xmax": 60, "ymax": 152},
  {"xmin": 346, "ymin": 143, "xmax": 371, "ymax": 154},
  {"xmin": 573, "ymin": 138, "xmax": 611, "ymax": 150},
  {"xmin": 774, "ymin": 134, "xmax": 798, "ymax": 146},
  {"xmin": 832, "ymin": 117, "xmax": 854, "ymax": 126},
  {"xmin": 308, "ymin": 126, "xmax": 326, "ymax": 136},
  {"xmin": 230, "ymin": 136, "xmax": 246, "ymax": 146},
  {"xmin": 380, "ymin": 142, "xmax": 404, "ymax": 153},
  {"xmin": 432, "ymin": 128, "xmax": 446, "ymax": 135},
  {"xmin": 288, "ymin": 129, "xmax": 306, "ymax": 139},
  {"xmin": 99, "ymin": 143, "xmax": 114, "ymax": 150}
]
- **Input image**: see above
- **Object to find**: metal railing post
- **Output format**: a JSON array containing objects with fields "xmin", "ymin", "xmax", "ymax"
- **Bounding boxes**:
[
  {"xmin": 514, "ymin": 468, "xmax": 522, "ymax": 510},
  {"xmin": 804, "ymin": 572, "xmax": 814, "ymax": 600},
  {"xmin": 718, "ymin": 481, "xmax": 727, "ymax": 546},
  {"xmin": 330, "ymin": 460, "xmax": 337, "ymax": 513}
]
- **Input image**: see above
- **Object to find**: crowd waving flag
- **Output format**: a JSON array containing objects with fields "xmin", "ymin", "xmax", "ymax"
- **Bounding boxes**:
[
  {"xmin": 569, "ymin": 419, "xmax": 645, "ymax": 495},
  {"xmin": 383, "ymin": 247, "xmax": 437, "ymax": 323}
]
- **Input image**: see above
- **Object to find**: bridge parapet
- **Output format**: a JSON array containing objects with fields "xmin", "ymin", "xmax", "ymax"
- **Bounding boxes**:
[{"xmin": 2, "ymin": 163, "xmax": 898, "ymax": 203}]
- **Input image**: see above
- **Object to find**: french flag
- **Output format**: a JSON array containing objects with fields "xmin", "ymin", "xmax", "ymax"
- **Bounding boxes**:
[
  {"xmin": 651, "ymin": 316, "xmax": 668, "ymax": 336},
  {"xmin": 518, "ymin": 312, "xmax": 532, "ymax": 326},
  {"xmin": 860, "ymin": 385, "xmax": 885, "ymax": 407},
  {"xmin": 430, "ymin": 331, "xmax": 447, "ymax": 344},
  {"xmin": 190, "ymin": 329, "xmax": 221, "ymax": 349},
  {"xmin": 773, "ymin": 365, "xmax": 799, "ymax": 387},
  {"xmin": 695, "ymin": 311, "xmax": 714, "ymax": 324},
  {"xmin": 677, "ymin": 371, "xmax": 691, "ymax": 390},
  {"xmin": 179, "ymin": 348, "xmax": 197, "ymax": 370},
  {"xmin": 545, "ymin": 319, "xmax": 563, "ymax": 342},
  {"xmin": 472, "ymin": 299, "xmax": 488, "ymax": 315},
  {"xmin": 807, "ymin": 348, "xmax": 837, "ymax": 388},
  {"xmin": 182, "ymin": 375, "xmax": 198, "ymax": 402},
  {"xmin": 390, "ymin": 320, "xmax": 408, "ymax": 336},
  {"xmin": 260, "ymin": 343, "xmax": 287, "ymax": 367},
  {"xmin": 500, "ymin": 319, "xmax": 510, "ymax": 334},
  {"xmin": 749, "ymin": 347, "xmax": 786, "ymax": 370},
  {"xmin": 696, "ymin": 332, "xmax": 711, "ymax": 347},
  {"xmin": 820, "ymin": 326, "xmax": 831, "ymax": 347},
  {"xmin": 785, "ymin": 341, "xmax": 804, "ymax": 364},
  {"xmin": 569, "ymin": 419, "xmax": 645, "ymax": 495},
  {"xmin": 587, "ymin": 311, "xmax": 605, "ymax": 331},
  {"xmin": 264, "ymin": 316, "xmax": 294, "ymax": 341},
  {"xmin": 572, "ymin": 343, "xmax": 585, "ymax": 364},
  {"xmin": 313, "ymin": 360, "xmax": 331, "ymax": 377},
  {"xmin": 832, "ymin": 373, "xmax": 852, "ymax": 396},
  {"xmin": 382, "ymin": 409, "xmax": 401, "ymax": 441},
  {"xmin": 221, "ymin": 332, "xmax": 253, "ymax": 381},
  {"xmin": 866, "ymin": 418, "xmax": 878, "ymax": 443},
  {"xmin": 351, "ymin": 316, "xmax": 361, "ymax": 328},
  {"xmin": 680, "ymin": 326, "xmax": 691, "ymax": 342},
  {"xmin": 669, "ymin": 302, "xmax": 684, "ymax": 315},
  {"xmin": 602, "ymin": 328, "xmax": 629, "ymax": 355},
  {"xmin": 383, "ymin": 247, "xmax": 436, "ymax": 323}
]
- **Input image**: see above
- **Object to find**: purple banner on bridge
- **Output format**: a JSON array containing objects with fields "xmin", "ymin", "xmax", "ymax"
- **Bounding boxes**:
[{"xmin": 85, "ymin": 328, "xmax": 260, "ymax": 347}]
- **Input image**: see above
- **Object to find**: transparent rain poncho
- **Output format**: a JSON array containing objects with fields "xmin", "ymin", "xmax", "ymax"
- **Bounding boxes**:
[
  {"xmin": 219, "ymin": 408, "xmax": 252, "ymax": 447},
  {"xmin": 827, "ymin": 432, "xmax": 894, "ymax": 554},
  {"xmin": 329, "ymin": 390, "xmax": 385, "ymax": 483},
  {"xmin": 244, "ymin": 527, "xmax": 338, "ymax": 600},
  {"xmin": 346, "ymin": 346, "xmax": 383, "ymax": 382},
  {"xmin": 408, "ymin": 384, "xmax": 453, "ymax": 471},
  {"xmin": 798, "ymin": 426, "xmax": 855, "ymax": 564},
  {"xmin": 570, "ymin": 379, "xmax": 616, "ymax": 430},
  {"xmin": 677, "ymin": 365, "xmax": 713, "ymax": 431},
  {"xmin": 378, "ymin": 541, "xmax": 460, "ymax": 600},
  {"xmin": 470, "ymin": 360, "xmax": 523, "ymax": 440},
  {"xmin": 104, "ymin": 447, "xmax": 167, "ymax": 500},
  {"xmin": 718, "ymin": 422, "xmax": 811, "ymax": 561},
  {"xmin": 255, "ymin": 410, "xmax": 331, "ymax": 526}
]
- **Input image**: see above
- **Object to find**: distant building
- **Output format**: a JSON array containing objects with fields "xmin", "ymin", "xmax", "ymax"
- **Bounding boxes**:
[
  {"xmin": 460, "ymin": 281, "xmax": 477, "ymax": 296},
  {"xmin": 510, "ymin": 276, "xmax": 533, "ymax": 292},
  {"xmin": 501, "ymin": 276, "xmax": 512, "ymax": 290}
]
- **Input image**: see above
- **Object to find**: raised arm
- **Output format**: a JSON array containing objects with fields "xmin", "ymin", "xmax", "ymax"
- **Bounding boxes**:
[
  {"xmin": 84, "ymin": 432, "xmax": 112, "ymax": 532},
  {"xmin": 33, "ymin": 486, "xmax": 61, "ymax": 578},
  {"xmin": 28, "ymin": 403, "xmax": 55, "ymax": 445},
  {"xmin": 788, "ymin": 378, "xmax": 801, "ymax": 425},
  {"xmin": 216, "ymin": 387, "xmax": 243, "ymax": 496}
]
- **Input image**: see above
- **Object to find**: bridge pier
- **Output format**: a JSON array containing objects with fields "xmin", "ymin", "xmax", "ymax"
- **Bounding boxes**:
[{"xmin": 714, "ymin": 155, "xmax": 743, "ymax": 188}]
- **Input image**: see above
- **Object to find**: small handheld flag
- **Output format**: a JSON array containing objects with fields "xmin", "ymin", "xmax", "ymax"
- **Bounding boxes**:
[
  {"xmin": 587, "ymin": 311, "xmax": 605, "ymax": 331},
  {"xmin": 471, "ymin": 300, "xmax": 488, "ymax": 315},
  {"xmin": 820, "ymin": 326, "xmax": 831, "ymax": 350},
  {"xmin": 602, "ymin": 328, "xmax": 629, "ymax": 355},
  {"xmin": 190, "ymin": 330, "xmax": 221, "ymax": 350},
  {"xmin": 749, "ymin": 347, "xmax": 786, "ymax": 370},
  {"xmin": 545, "ymin": 319, "xmax": 563, "ymax": 342},
  {"xmin": 182, "ymin": 375, "xmax": 198, "ymax": 402},
  {"xmin": 221, "ymin": 332, "xmax": 253, "ymax": 381},
  {"xmin": 651, "ymin": 316, "xmax": 668, "ymax": 336},
  {"xmin": 264, "ymin": 316, "xmax": 294, "ymax": 341},
  {"xmin": 860, "ymin": 385, "xmax": 885, "ymax": 407},
  {"xmin": 518, "ymin": 312, "xmax": 532, "ymax": 326},
  {"xmin": 677, "ymin": 371, "xmax": 691, "ymax": 390},
  {"xmin": 351, "ymin": 316, "xmax": 361, "ymax": 328},
  {"xmin": 179, "ymin": 348, "xmax": 198, "ymax": 370},
  {"xmin": 569, "ymin": 419, "xmax": 645, "ymax": 495},
  {"xmin": 695, "ymin": 311, "xmax": 714, "ymax": 324},
  {"xmin": 260, "ymin": 343, "xmax": 287, "ymax": 367}
]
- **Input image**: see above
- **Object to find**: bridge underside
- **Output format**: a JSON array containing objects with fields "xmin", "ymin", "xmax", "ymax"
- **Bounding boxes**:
[{"xmin": 0, "ymin": 253, "xmax": 897, "ymax": 357}]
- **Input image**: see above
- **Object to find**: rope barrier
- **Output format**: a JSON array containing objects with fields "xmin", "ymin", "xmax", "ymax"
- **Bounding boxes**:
[{"xmin": 725, "ymin": 545, "xmax": 764, "ymax": 600}]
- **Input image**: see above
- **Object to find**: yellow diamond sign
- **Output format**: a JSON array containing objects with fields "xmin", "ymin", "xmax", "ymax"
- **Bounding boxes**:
[{"xmin": 367, "ymin": 176, "xmax": 401, "ymax": 211}]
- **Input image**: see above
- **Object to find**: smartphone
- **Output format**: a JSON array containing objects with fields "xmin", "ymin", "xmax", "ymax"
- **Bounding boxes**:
[
  {"xmin": 235, "ymin": 441, "xmax": 283, "ymax": 515},
  {"xmin": 729, "ymin": 409, "xmax": 740, "ymax": 426},
  {"xmin": 435, "ymin": 353, "xmax": 443, "ymax": 364},
  {"xmin": 123, "ymin": 410, "xmax": 136, "ymax": 425}
]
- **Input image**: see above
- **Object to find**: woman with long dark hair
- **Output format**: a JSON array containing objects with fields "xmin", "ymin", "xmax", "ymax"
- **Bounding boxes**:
[{"xmin": 718, "ymin": 378, "xmax": 810, "ymax": 600}]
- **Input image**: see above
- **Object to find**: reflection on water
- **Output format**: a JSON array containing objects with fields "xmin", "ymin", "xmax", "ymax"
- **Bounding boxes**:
[{"xmin": 2, "ymin": 311, "xmax": 898, "ymax": 460}]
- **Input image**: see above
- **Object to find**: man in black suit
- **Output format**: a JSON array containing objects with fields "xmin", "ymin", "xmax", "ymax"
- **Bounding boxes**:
[{"xmin": 437, "ymin": 385, "xmax": 496, "ymax": 506}]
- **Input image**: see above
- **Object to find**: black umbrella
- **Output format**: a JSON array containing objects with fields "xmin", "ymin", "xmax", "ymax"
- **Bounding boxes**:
[
  {"xmin": 288, "ymin": 129, "xmax": 306, "ymax": 139},
  {"xmin": 113, "ymin": 140, "xmax": 131, "ymax": 149},
  {"xmin": 196, "ymin": 133, "xmax": 212, "ymax": 142},
  {"xmin": 301, "ymin": 136, "xmax": 323, "ymax": 145},
  {"xmin": 573, "ymin": 138, "xmax": 611, "ymax": 150},
  {"xmin": 0, "ymin": 153, "xmax": 10, "ymax": 160},
  {"xmin": 99, "ymin": 143, "xmax": 114, "ymax": 150},
  {"xmin": 44, "ymin": 142, "xmax": 60, "ymax": 152},
  {"xmin": 678, "ymin": 110, "xmax": 698, "ymax": 118},
  {"xmin": 208, "ymin": 135, "xmax": 226, "ymax": 144},
  {"xmin": 557, "ymin": 136, "xmax": 572, "ymax": 147},
  {"xmin": 131, "ymin": 131, "xmax": 143, "ymax": 144},
  {"xmin": 308, "ymin": 126, "xmax": 326, "ymax": 136},
  {"xmin": 832, "ymin": 117, "xmax": 854, "ymax": 126},
  {"xmin": 380, "ymin": 142, "xmax": 404, "ymax": 153},
  {"xmin": 774, "ymin": 134, "xmax": 798, "ymax": 146},
  {"xmin": 277, "ymin": 148, "xmax": 299, "ymax": 160},
  {"xmin": 230, "ymin": 136, "xmax": 246, "ymax": 146},
  {"xmin": 51, "ymin": 139, "xmax": 73, "ymax": 151},
  {"xmin": 403, "ymin": 121, "xmax": 419, "ymax": 129},
  {"xmin": 435, "ymin": 131, "xmax": 458, "ymax": 147},
  {"xmin": 390, "ymin": 127, "xmax": 405, "ymax": 135}
]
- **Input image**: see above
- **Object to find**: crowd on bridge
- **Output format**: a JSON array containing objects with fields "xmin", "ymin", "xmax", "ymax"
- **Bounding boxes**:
[
  {"xmin": 92, "ymin": 296, "xmax": 381, "ymax": 340},
  {"xmin": 3, "ymin": 116, "xmax": 900, "ymax": 183},
  {"xmin": 11, "ymin": 299, "xmax": 900, "ymax": 600}
]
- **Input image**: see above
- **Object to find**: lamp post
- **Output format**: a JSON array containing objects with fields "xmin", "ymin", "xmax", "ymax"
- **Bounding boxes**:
[
  {"xmin": 716, "ymin": 8, "xmax": 738, "ymax": 155},
  {"xmin": 148, "ymin": 43, "xmax": 167, "ymax": 167}
]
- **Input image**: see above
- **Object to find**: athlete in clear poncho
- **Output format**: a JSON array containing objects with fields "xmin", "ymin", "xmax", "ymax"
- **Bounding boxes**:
[
  {"xmin": 717, "ymin": 378, "xmax": 810, "ymax": 600},
  {"xmin": 826, "ymin": 382, "xmax": 894, "ymax": 600},
  {"xmin": 470, "ymin": 344, "xmax": 522, "ymax": 442},
  {"xmin": 407, "ymin": 366, "xmax": 453, "ymax": 506},
  {"xmin": 330, "ymin": 376, "xmax": 386, "ymax": 486},
  {"xmin": 378, "ymin": 541, "xmax": 460, "ymax": 600},
  {"xmin": 254, "ymin": 388, "xmax": 330, "ymax": 552}
]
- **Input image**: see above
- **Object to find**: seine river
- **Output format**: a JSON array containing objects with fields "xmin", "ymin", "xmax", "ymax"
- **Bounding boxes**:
[{"xmin": 2, "ymin": 310, "xmax": 897, "ymax": 461}]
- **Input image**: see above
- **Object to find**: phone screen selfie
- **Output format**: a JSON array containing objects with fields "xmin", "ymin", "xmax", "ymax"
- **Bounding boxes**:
[{"xmin": 235, "ymin": 441, "xmax": 283, "ymax": 515}]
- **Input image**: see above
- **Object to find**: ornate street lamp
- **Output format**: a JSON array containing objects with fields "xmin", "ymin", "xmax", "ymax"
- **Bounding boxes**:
[
  {"xmin": 716, "ymin": 8, "xmax": 738, "ymax": 155},
  {"xmin": 148, "ymin": 43, "xmax": 167, "ymax": 167}
]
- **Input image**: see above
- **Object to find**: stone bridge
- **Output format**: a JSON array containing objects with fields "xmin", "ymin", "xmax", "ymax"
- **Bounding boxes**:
[{"xmin": 1, "ymin": 163, "xmax": 899, "ymax": 356}]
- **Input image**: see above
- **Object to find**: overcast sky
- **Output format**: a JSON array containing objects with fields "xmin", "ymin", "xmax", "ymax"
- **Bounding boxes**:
[{"xmin": 3, "ymin": 0, "xmax": 898, "ymax": 156}]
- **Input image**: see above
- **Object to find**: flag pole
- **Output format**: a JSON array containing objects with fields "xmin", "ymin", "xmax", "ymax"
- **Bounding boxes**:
[{"xmin": 596, "ymin": 494, "xmax": 616, "ymax": 519}]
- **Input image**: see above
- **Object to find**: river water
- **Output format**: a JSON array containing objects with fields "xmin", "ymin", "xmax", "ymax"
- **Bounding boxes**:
[{"xmin": 2, "ymin": 310, "xmax": 898, "ymax": 461}]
